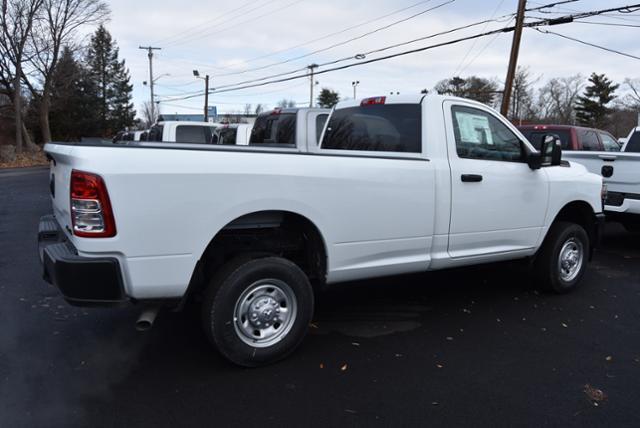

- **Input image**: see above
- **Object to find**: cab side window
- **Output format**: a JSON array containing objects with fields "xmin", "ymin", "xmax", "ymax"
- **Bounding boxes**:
[
  {"xmin": 452, "ymin": 106, "xmax": 523, "ymax": 162},
  {"xmin": 578, "ymin": 130, "xmax": 600, "ymax": 151},
  {"xmin": 599, "ymin": 132, "xmax": 620, "ymax": 152}
]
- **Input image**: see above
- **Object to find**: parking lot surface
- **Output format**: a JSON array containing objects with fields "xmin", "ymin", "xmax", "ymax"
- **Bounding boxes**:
[{"xmin": 1, "ymin": 167, "xmax": 639, "ymax": 427}]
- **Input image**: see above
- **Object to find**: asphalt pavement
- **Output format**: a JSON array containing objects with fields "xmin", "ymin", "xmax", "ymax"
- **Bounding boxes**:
[{"xmin": 1, "ymin": 167, "xmax": 639, "ymax": 427}]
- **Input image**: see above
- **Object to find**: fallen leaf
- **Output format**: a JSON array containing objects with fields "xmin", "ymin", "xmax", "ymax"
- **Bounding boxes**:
[
  {"xmin": 351, "ymin": 342, "xmax": 360, "ymax": 347},
  {"xmin": 562, "ymin": 323, "xmax": 568, "ymax": 328},
  {"xmin": 605, "ymin": 356, "xmax": 612, "ymax": 362},
  {"xmin": 431, "ymin": 402, "xmax": 439, "ymax": 406},
  {"xmin": 309, "ymin": 323, "xmax": 319, "ymax": 329},
  {"xmin": 584, "ymin": 384, "xmax": 607, "ymax": 404},
  {"xmin": 436, "ymin": 364, "xmax": 444, "ymax": 369},
  {"xmin": 446, "ymin": 337, "xmax": 453, "ymax": 341},
  {"xmin": 319, "ymin": 363, "xmax": 324, "ymax": 369},
  {"xmin": 341, "ymin": 364, "xmax": 348, "ymax": 371}
]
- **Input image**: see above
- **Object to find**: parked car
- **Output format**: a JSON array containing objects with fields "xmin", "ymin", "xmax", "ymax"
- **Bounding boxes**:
[
  {"xmin": 249, "ymin": 107, "xmax": 330, "ymax": 149},
  {"xmin": 621, "ymin": 127, "xmax": 640, "ymax": 152},
  {"xmin": 211, "ymin": 124, "xmax": 253, "ymax": 145},
  {"xmin": 518, "ymin": 124, "xmax": 621, "ymax": 152},
  {"xmin": 40, "ymin": 94, "xmax": 604, "ymax": 366},
  {"xmin": 146, "ymin": 121, "xmax": 222, "ymax": 144}
]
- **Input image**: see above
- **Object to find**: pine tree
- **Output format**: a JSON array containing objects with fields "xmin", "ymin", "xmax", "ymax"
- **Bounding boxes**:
[
  {"xmin": 575, "ymin": 73, "xmax": 619, "ymax": 128},
  {"xmin": 85, "ymin": 25, "xmax": 135, "ymax": 136},
  {"xmin": 48, "ymin": 47, "xmax": 99, "ymax": 141},
  {"xmin": 317, "ymin": 88, "xmax": 340, "ymax": 108}
]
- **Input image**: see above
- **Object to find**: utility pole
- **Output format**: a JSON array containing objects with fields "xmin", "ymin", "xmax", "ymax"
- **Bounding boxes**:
[
  {"xmin": 308, "ymin": 64, "xmax": 318, "ymax": 107},
  {"xmin": 352, "ymin": 80, "xmax": 360, "ymax": 99},
  {"xmin": 194, "ymin": 70, "xmax": 211, "ymax": 122},
  {"xmin": 500, "ymin": 0, "xmax": 526, "ymax": 118},
  {"xmin": 139, "ymin": 46, "xmax": 162, "ymax": 120},
  {"xmin": 204, "ymin": 75, "xmax": 210, "ymax": 122}
]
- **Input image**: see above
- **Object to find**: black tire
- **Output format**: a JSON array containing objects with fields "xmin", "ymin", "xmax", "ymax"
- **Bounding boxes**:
[
  {"xmin": 201, "ymin": 256, "xmax": 314, "ymax": 367},
  {"xmin": 534, "ymin": 221, "xmax": 590, "ymax": 294}
]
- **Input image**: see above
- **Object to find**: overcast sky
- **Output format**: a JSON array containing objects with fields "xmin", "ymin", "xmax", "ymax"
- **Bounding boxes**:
[{"xmin": 102, "ymin": 0, "xmax": 639, "ymax": 116}]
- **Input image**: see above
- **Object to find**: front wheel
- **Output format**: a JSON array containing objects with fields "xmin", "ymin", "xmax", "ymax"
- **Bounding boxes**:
[
  {"xmin": 201, "ymin": 256, "xmax": 314, "ymax": 367},
  {"xmin": 534, "ymin": 221, "xmax": 590, "ymax": 294}
]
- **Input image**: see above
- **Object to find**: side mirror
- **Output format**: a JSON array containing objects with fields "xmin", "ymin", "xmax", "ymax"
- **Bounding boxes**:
[
  {"xmin": 528, "ymin": 134, "xmax": 562, "ymax": 170},
  {"xmin": 542, "ymin": 134, "xmax": 562, "ymax": 166}
]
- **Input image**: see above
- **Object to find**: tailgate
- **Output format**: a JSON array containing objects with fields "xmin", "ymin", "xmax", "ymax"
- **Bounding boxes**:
[{"xmin": 44, "ymin": 143, "xmax": 76, "ymax": 232}]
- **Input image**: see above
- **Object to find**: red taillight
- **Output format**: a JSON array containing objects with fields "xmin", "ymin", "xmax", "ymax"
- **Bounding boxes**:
[
  {"xmin": 361, "ymin": 96, "xmax": 386, "ymax": 106},
  {"xmin": 270, "ymin": 108, "xmax": 282, "ymax": 115},
  {"xmin": 70, "ymin": 170, "xmax": 116, "ymax": 238}
]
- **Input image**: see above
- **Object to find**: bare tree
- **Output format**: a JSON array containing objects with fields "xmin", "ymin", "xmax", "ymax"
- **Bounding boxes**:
[
  {"xmin": 139, "ymin": 101, "xmax": 157, "ymax": 128},
  {"xmin": 255, "ymin": 104, "xmax": 264, "ymax": 115},
  {"xmin": 243, "ymin": 103, "xmax": 252, "ymax": 116},
  {"xmin": 536, "ymin": 75, "xmax": 584, "ymax": 124},
  {"xmin": 0, "ymin": 0, "xmax": 44, "ymax": 153},
  {"xmin": 26, "ymin": 0, "xmax": 109, "ymax": 143},
  {"xmin": 622, "ymin": 78, "xmax": 640, "ymax": 109},
  {"xmin": 509, "ymin": 66, "xmax": 540, "ymax": 123}
]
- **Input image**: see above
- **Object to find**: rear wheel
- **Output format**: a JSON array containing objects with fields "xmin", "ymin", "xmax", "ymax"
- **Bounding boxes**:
[
  {"xmin": 534, "ymin": 221, "xmax": 589, "ymax": 294},
  {"xmin": 201, "ymin": 256, "xmax": 314, "ymax": 367}
]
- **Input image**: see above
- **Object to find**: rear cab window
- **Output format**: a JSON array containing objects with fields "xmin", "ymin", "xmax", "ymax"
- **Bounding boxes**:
[
  {"xmin": 321, "ymin": 103, "xmax": 421, "ymax": 153},
  {"xmin": 175, "ymin": 125, "xmax": 212, "ymax": 144},
  {"xmin": 250, "ymin": 112, "xmax": 296, "ymax": 146}
]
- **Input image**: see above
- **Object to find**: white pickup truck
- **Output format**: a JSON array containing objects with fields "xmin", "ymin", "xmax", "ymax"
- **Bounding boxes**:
[
  {"xmin": 40, "ymin": 94, "xmax": 605, "ymax": 366},
  {"xmin": 558, "ymin": 127, "xmax": 640, "ymax": 231}
]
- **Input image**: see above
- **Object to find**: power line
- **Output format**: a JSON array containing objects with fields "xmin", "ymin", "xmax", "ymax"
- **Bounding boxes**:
[
  {"xmin": 535, "ymin": 28, "xmax": 640, "ymax": 60},
  {"xmin": 150, "ymin": 0, "xmax": 267, "ymax": 46},
  {"xmin": 568, "ymin": 19, "xmax": 640, "ymax": 28},
  {"xmin": 454, "ymin": 0, "xmax": 508, "ymax": 76},
  {"xmin": 458, "ymin": 17, "xmax": 515, "ymax": 76},
  {"xmin": 210, "ymin": 0, "xmax": 453, "ymax": 78},
  {"xmin": 164, "ymin": 0, "xmax": 307, "ymax": 48},
  {"xmin": 159, "ymin": 3, "xmax": 640, "ymax": 101},
  {"xmin": 211, "ymin": 0, "xmax": 438, "ymax": 72},
  {"xmin": 210, "ymin": 12, "xmax": 517, "ymax": 92},
  {"xmin": 185, "ymin": 0, "xmax": 568, "ymax": 83}
]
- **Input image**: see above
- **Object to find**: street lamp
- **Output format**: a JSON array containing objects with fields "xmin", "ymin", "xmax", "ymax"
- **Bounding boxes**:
[
  {"xmin": 194, "ymin": 69, "xmax": 211, "ymax": 122},
  {"xmin": 352, "ymin": 81, "xmax": 360, "ymax": 99}
]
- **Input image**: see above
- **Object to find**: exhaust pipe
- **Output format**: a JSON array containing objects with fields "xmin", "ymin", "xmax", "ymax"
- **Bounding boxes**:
[{"xmin": 136, "ymin": 306, "xmax": 161, "ymax": 331}]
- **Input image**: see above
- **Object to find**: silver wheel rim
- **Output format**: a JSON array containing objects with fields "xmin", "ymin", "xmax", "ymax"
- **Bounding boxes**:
[
  {"xmin": 233, "ymin": 279, "xmax": 297, "ymax": 348},
  {"xmin": 558, "ymin": 237, "xmax": 584, "ymax": 282}
]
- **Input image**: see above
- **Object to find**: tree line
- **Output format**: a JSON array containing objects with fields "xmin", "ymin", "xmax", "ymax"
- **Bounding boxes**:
[
  {"xmin": 433, "ymin": 68, "xmax": 639, "ymax": 137},
  {"xmin": 0, "ymin": 0, "xmax": 134, "ymax": 154}
]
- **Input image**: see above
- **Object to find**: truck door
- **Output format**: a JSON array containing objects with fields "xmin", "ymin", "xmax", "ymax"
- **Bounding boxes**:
[{"xmin": 443, "ymin": 101, "xmax": 549, "ymax": 258}]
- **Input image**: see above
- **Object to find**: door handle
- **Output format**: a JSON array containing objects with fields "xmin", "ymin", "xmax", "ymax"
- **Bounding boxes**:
[{"xmin": 461, "ymin": 174, "xmax": 483, "ymax": 183}]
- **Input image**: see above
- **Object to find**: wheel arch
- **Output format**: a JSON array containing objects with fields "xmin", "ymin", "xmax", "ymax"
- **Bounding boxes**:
[
  {"xmin": 182, "ymin": 210, "xmax": 328, "ymax": 307},
  {"xmin": 547, "ymin": 200, "xmax": 598, "ymax": 249}
]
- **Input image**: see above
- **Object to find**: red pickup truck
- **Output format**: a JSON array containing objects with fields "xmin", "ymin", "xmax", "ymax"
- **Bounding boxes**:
[{"xmin": 518, "ymin": 125, "xmax": 620, "ymax": 152}]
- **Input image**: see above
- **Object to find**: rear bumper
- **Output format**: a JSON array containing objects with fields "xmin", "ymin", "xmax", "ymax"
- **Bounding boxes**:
[
  {"xmin": 604, "ymin": 192, "xmax": 640, "ymax": 215},
  {"xmin": 38, "ymin": 215, "xmax": 127, "ymax": 307}
]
